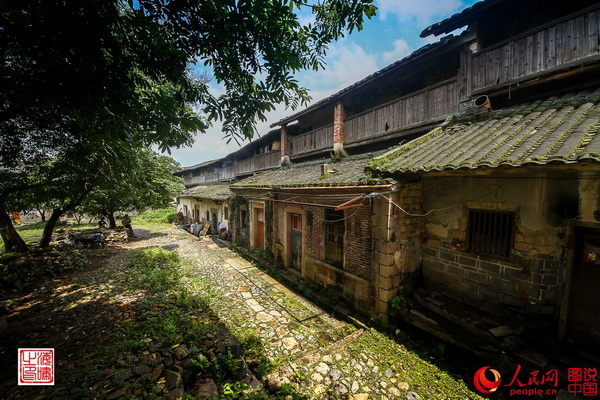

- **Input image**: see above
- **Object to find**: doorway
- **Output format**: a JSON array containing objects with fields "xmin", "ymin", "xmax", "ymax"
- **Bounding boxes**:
[
  {"xmin": 290, "ymin": 213, "xmax": 303, "ymax": 270},
  {"xmin": 253, "ymin": 207, "xmax": 265, "ymax": 250},
  {"xmin": 566, "ymin": 226, "xmax": 600, "ymax": 354}
]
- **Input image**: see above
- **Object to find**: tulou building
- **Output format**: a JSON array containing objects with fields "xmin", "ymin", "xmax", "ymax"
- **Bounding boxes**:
[{"xmin": 176, "ymin": 0, "xmax": 600, "ymax": 359}]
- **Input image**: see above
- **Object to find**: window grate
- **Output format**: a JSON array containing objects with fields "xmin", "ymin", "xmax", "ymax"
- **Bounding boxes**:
[{"xmin": 467, "ymin": 209, "xmax": 515, "ymax": 258}]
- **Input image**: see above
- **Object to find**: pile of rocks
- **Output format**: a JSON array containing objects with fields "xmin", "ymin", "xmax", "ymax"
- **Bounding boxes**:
[
  {"xmin": 98, "ymin": 330, "xmax": 265, "ymax": 400},
  {"xmin": 0, "ymin": 247, "xmax": 89, "ymax": 290},
  {"xmin": 101, "ymin": 229, "xmax": 129, "ymax": 244}
]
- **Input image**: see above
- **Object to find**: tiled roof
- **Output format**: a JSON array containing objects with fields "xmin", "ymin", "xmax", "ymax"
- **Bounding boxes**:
[
  {"xmin": 271, "ymin": 34, "xmax": 464, "ymax": 127},
  {"xmin": 231, "ymin": 151, "xmax": 388, "ymax": 188},
  {"xmin": 369, "ymin": 88, "xmax": 600, "ymax": 174},
  {"xmin": 420, "ymin": 0, "xmax": 501, "ymax": 38},
  {"xmin": 177, "ymin": 159, "xmax": 222, "ymax": 173},
  {"xmin": 179, "ymin": 184, "xmax": 232, "ymax": 200}
]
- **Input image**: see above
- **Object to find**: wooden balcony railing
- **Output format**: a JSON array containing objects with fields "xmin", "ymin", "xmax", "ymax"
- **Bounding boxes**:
[
  {"xmin": 184, "ymin": 166, "xmax": 235, "ymax": 186},
  {"xmin": 345, "ymin": 79, "xmax": 458, "ymax": 143},
  {"xmin": 289, "ymin": 125, "xmax": 334, "ymax": 156},
  {"xmin": 234, "ymin": 151, "xmax": 280, "ymax": 176},
  {"xmin": 471, "ymin": 7, "xmax": 600, "ymax": 92}
]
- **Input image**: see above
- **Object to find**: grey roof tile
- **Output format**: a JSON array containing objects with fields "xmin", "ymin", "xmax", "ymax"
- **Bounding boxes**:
[
  {"xmin": 369, "ymin": 89, "xmax": 600, "ymax": 173},
  {"xmin": 179, "ymin": 184, "xmax": 232, "ymax": 200},
  {"xmin": 231, "ymin": 151, "xmax": 387, "ymax": 188}
]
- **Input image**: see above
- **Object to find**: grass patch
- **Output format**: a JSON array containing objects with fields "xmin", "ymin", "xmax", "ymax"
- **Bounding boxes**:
[
  {"xmin": 345, "ymin": 329, "xmax": 485, "ymax": 399},
  {"xmin": 134, "ymin": 207, "xmax": 177, "ymax": 224}
]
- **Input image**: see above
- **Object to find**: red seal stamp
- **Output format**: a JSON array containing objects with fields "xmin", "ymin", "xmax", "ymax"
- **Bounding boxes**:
[{"xmin": 18, "ymin": 348, "xmax": 55, "ymax": 385}]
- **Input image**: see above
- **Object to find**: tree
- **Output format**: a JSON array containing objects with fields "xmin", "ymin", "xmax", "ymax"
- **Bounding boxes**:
[
  {"xmin": 80, "ymin": 148, "xmax": 185, "ymax": 229},
  {"xmin": 0, "ymin": 0, "xmax": 376, "ymax": 251}
]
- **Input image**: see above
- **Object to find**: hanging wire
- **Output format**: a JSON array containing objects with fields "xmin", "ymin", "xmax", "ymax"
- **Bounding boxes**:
[
  {"xmin": 307, "ymin": 203, "xmax": 365, "ymax": 223},
  {"xmin": 373, "ymin": 179, "xmax": 511, "ymax": 217}
]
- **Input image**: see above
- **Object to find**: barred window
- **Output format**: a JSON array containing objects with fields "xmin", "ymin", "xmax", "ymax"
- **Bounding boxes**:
[
  {"xmin": 467, "ymin": 209, "xmax": 515, "ymax": 258},
  {"xmin": 324, "ymin": 209, "xmax": 344, "ymax": 267}
]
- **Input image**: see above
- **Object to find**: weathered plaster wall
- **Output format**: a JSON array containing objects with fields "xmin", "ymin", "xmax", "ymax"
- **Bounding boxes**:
[
  {"xmin": 418, "ymin": 170, "xmax": 583, "ymax": 320},
  {"xmin": 177, "ymin": 198, "xmax": 228, "ymax": 225}
]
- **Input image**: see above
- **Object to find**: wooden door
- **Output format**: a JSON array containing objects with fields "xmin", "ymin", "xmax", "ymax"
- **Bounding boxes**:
[
  {"xmin": 255, "ymin": 208, "xmax": 265, "ymax": 249},
  {"xmin": 291, "ymin": 214, "xmax": 302, "ymax": 270},
  {"xmin": 567, "ymin": 227, "xmax": 600, "ymax": 354}
]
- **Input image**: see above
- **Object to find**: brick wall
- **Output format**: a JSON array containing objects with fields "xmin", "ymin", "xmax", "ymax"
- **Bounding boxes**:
[
  {"xmin": 373, "ymin": 183, "xmax": 424, "ymax": 323},
  {"xmin": 422, "ymin": 244, "xmax": 561, "ymax": 319},
  {"xmin": 333, "ymin": 102, "xmax": 345, "ymax": 144},
  {"xmin": 344, "ymin": 204, "xmax": 373, "ymax": 280},
  {"xmin": 304, "ymin": 205, "xmax": 324, "ymax": 260},
  {"xmin": 419, "ymin": 174, "xmax": 568, "ymax": 320}
]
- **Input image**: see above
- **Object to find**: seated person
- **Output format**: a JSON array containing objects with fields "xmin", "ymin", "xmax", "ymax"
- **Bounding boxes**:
[
  {"xmin": 218, "ymin": 219, "xmax": 230, "ymax": 240},
  {"xmin": 189, "ymin": 220, "xmax": 203, "ymax": 236},
  {"xmin": 174, "ymin": 212, "xmax": 185, "ymax": 226}
]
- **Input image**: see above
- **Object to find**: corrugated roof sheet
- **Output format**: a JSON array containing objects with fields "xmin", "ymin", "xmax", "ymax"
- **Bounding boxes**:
[
  {"xmin": 231, "ymin": 151, "xmax": 387, "ymax": 188},
  {"xmin": 179, "ymin": 184, "xmax": 232, "ymax": 200},
  {"xmin": 369, "ymin": 88, "xmax": 600, "ymax": 174}
]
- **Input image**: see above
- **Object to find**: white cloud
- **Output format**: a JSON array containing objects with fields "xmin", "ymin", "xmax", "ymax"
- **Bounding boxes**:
[
  {"xmin": 376, "ymin": 0, "xmax": 462, "ymax": 25},
  {"xmin": 303, "ymin": 40, "xmax": 380, "ymax": 95},
  {"xmin": 382, "ymin": 39, "xmax": 411, "ymax": 63}
]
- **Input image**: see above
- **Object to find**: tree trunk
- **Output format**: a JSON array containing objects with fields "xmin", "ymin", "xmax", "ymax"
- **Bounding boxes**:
[
  {"xmin": 39, "ymin": 209, "xmax": 65, "ymax": 247},
  {"xmin": 37, "ymin": 208, "xmax": 46, "ymax": 222},
  {"xmin": 0, "ymin": 201, "xmax": 28, "ymax": 252},
  {"xmin": 106, "ymin": 210, "xmax": 117, "ymax": 229}
]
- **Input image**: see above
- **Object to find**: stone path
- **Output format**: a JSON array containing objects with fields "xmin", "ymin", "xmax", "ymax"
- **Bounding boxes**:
[{"xmin": 128, "ymin": 228, "xmax": 481, "ymax": 400}]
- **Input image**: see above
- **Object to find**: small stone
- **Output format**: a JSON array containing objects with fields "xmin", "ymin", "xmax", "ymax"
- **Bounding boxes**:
[
  {"xmin": 282, "ymin": 337, "xmax": 297, "ymax": 350},
  {"xmin": 385, "ymin": 368, "xmax": 393, "ymax": 377},
  {"xmin": 151, "ymin": 364, "xmax": 164, "ymax": 383},
  {"xmin": 335, "ymin": 383, "xmax": 348, "ymax": 394},
  {"xmin": 256, "ymin": 312, "xmax": 274, "ymax": 322},
  {"xmin": 167, "ymin": 388, "xmax": 185, "ymax": 400},
  {"xmin": 315, "ymin": 362, "xmax": 330, "ymax": 374},
  {"xmin": 181, "ymin": 357, "xmax": 194, "ymax": 369},
  {"xmin": 132, "ymin": 365, "xmax": 152, "ymax": 377},
  {"xmin": 322, "ymin": 355, "xmax": 333, "ymax": 362},
  {"xmin": 242, "ymin": 375, "xmax": 263, "ymax": 390},
  {"xmin": 125, "ymin": 353, "xmax": 139, "ymax": 363},
  {"xmin": 330, "ymin": 369, "xmax": 342, "ymax": 381},
  {"xmin": 389, "ymin": 387, "xmax": 401, "ymax": 396},
  {"xmin": 266, "ymin": 374, "xmax": 291, "ymax": 391},
  {"xmin": 196, "ymin": 378, "xmax": 219, "ymax": 398},
  {"xmin": 367, "ymin": 359, "xmax": 374, "ymax": 367},
  {"xmin": 351, "ymin": 381, "xmax": 360, "ymax": 392},
  {"xmin": 407, "ymin": 391, "xmax": 420, "ymax": 400},
  {"xmin": 162, "ymin": 353, "xmax": 174, "ymax": 367},
  {"xmin": 349, "ymin": 394, "xmax": 369, "ymax": 400},
  {"xmin": 146, "ymin": 352, "xmax": 162, "ymax": 366},
  {"xmin": 106, "ymin": 387, "xmax": 128, "ymax": 400},
  {"xmin": 173, "ymin": 344, "xmax": 189, "ymax": 360},
  {"xmin": 398, "ymin": 382, "xmax": 409, "ymax": 390},
  {"xmin": 164, "ymin": 369, "xmax": 183, "ymax": 390},
  {"xmin": 489, "ymin": 325, "xmax": 514, "ymax": 338},
  {"xmin": 311, "ymin": 372, "xmax": 324, "ymax": 383}
]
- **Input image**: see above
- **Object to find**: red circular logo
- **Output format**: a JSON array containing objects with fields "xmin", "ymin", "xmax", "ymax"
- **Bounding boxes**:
[{"xmin": 473, "ymin": 366, "xmax": 502, "ymax": 394}]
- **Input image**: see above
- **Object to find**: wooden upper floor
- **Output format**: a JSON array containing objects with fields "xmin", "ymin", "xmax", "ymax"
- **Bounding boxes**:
[{"xmin": 177, "ymin": 0, "xmax": 600, "ymax": 188}]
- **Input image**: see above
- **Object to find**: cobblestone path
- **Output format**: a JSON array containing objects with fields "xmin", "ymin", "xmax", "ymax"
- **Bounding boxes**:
[{"xmin": 129, "ymin": 227, "xmax": 481, "ymax": 400}]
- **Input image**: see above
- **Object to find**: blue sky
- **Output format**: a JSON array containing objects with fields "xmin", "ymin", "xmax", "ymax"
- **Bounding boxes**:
[{"xmin": 169, "ymin": 0, "xmax": 480, "ymax": 167}]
